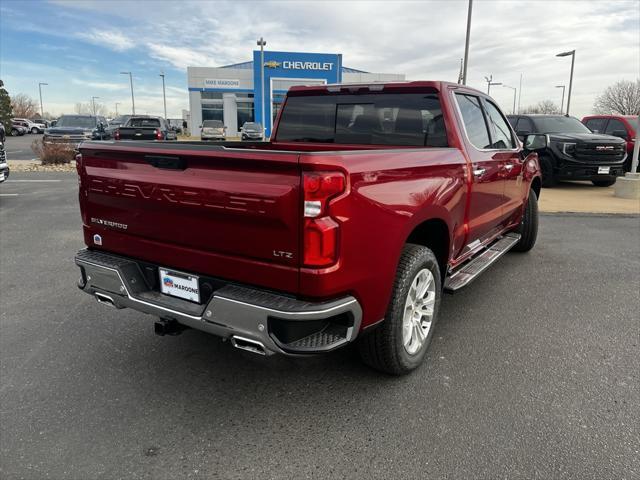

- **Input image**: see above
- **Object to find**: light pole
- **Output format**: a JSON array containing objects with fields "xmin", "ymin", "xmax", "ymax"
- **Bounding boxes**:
[
  {"xmin": 462, "ymin": 0, "xmax": 473, "ymax": 85},
  {"xmin": 120, "ymin": 71, "xmax": 135, "ymax": 114},
  {"xmin": 257, "ymin": 37, "xmax": 266, "ymax": 137},
  {"xmin": 91, "ymin": 96, "xmax": 100, "ymax": 115},
  {"xmin": 484, "ymin": 75, "xmax": 502, "ymax": 95},
  {"xmin": 518, "ymin": 73, "xmax": 523, "ymax": 114},
  {"xmin": 38, "ymin": 82, "xmax": 48, "ymax": 118},
  {"xmin": 555, "ymin": 85, "xmax": 566, "ymax": 114},
  {"xmin": 502, "ymin": 85, "xmax": 516, "ymax": 114},
  {"xmin": 115, "ymin": 102, "xmax": 120, "ymax": 116},
  {"xmin": 159, "ymin": 72, "xmax": 167, "ymax": 119},
  {"xmin": 556, "ymin": 50, "xmax": 575, "ymax": 115}
]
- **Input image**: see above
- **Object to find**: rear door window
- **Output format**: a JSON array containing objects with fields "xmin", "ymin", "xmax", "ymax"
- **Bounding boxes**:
[
  {"xmin": 454, "ymin": 93, "xmax": 491, "ymax": 149},
  {"xmin": 276, "ymin": 92, "xmax": 448, "ymax": 147}
]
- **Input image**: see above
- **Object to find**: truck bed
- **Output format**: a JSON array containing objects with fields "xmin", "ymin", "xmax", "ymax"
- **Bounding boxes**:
[{"xmin": 77, "ymin": 139, "xmax": 462, "ymax": 311}]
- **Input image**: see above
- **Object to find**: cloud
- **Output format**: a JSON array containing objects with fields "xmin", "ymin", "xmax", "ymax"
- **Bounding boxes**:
[
  {"xmin": 70, "ymin": 79, "xmax": 125, "ymax": 91},
  {"xmin": 145, "ymin": 44, "xmax": 216, "ymax": 70},
  {"xmin": 77, "ymin": 28, "xmax": 133, "ymax": 52},
  {"xmin": 3, "ymin": 0, "xmax": 638, "ymax": 118}
]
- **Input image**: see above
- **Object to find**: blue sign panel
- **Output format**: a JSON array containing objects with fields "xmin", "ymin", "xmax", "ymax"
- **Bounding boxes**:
[{"xmin": 253, "ymin": 50, "xmax": 342, "ymax": 136}]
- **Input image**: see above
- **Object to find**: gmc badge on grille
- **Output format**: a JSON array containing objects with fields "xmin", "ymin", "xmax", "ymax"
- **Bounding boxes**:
[{"xmin": 595, "ymin": 146, "xmax": 614, "ymax": 151}]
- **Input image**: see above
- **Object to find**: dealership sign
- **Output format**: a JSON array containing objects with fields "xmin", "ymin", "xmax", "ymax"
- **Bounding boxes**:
[
  {"xmin": 204, "ymin": 78, "xmax": 240, "ymax": 89},
  {"xmin": 264, "ymin": 61, "xmax": 334, "ymax": 71}
]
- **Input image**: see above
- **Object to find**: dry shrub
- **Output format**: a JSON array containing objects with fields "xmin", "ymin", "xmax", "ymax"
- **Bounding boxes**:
[{"xmin": 31, "ymin": 139, "xmax": 76, "ymax": 165}]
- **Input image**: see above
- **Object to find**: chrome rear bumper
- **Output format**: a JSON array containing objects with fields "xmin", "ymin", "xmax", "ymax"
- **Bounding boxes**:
[{"xmin": 75, "ymin": 249, "xmax": 362, "ymax": 355}]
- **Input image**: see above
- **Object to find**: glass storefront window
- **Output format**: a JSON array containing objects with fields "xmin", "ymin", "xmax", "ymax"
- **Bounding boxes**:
[
  {"xmin": 237, "ymin": 102, "xmax": 254, "ymax": 129},
  {"xmin": 272, "ymin": 93, "xmax": 286, "ymax": 121},
  {"xmin": 202, "ymin": 106, "xmax": 223, "ymax": 122},
  {"xmin": 201, "ymin": 92, "xmax": 224, "ymax": 100}
]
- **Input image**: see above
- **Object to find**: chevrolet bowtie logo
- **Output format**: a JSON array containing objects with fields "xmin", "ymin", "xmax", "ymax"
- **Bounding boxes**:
[{"xmin": 263, "ymin": 61, "xmax": 281, "ymax": 69}]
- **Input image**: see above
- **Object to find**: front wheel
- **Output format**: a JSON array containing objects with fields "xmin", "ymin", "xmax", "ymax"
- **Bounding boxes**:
[
  {"xmin": 357, "ymin": 244, "xmax": 441, "ymax": 375},
  {"xmin": 592, "ymin": 179, "xmax": 616, "ymax": 187},
  {"xmin": 31, "ymin": 127, "xmax": 39, "ymax": 134},
  {"xmin": 540, "ymin": 156, "xmax": 557, "ymax": 188},
  {"xmin": 512, "ymin": 188, "xmax": 539, "ymax": 252},
  {"xmin": 11, "ymin": 128, "xmax": 18, "ymax": 136}
]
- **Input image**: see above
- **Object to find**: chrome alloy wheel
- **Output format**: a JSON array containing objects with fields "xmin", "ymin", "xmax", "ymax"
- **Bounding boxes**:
[{"xmin": 402, "ymin": 268, "xmax": 436, "ymax": 355}]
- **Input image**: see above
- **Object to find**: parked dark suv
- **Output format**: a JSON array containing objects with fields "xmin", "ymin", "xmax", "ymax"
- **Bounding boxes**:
[{"xmin": 507, "ymin": 114, "xmax": 627, "ymax": 187}]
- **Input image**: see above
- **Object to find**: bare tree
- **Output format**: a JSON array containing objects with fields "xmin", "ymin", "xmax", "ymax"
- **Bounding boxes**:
[
  {"xmin": 594, "ymin": 79, "xmax": 640, "ymax": 115},
  {"xmin": 74, "ymin": 102, "xmax": 108, "ymax": 116},
  {"xmin": 93, "ymin": 102, "xmax": 108, "ymax": 116},
  {"xmin": 522, "ymin": 100, "xmax": 561, "ymax": 114},
  {"xmin": 11, "ymin": 93, "xmax": 39, "ymax": 118}
]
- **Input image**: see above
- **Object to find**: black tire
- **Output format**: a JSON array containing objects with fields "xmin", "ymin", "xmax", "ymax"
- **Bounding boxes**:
[
  {"xmin": 357, "ymin": 244, "xmax": 442, "ymax": 375},
  {"xmin": 592, "ymin": 179, "xmax": 616, "ymax": 187},
  {"xmin": 540, "ymin": 155, "xmax": 557, "ymax": 188},
  {"xmin": 512, "ymin": 189, "xmax": 538, "ymax": 252},
  {"xmin": 11, "ymin": 128, "xmax": 18, "ymax": 136},
  {"xmin": 31, "ymin": 127, "xmax": 38, "ymax": 134}
]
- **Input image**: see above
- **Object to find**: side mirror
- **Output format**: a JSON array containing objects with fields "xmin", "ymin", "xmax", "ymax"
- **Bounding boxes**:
[
  {"xmin": 524, "ymin": 134, "xmax": 548, "ymax": 151},
  {"xmin": 611, "ymin": 130, "xmax": 628, "ymax": 139}
]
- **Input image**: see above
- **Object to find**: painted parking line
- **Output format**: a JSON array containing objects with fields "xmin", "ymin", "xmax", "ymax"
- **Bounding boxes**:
[
  {"xmin": 6, "ymin": 179, "xmax": 63, "ymax": 183},
  {"xmin": 0, "ymin": 193, "xmax": 20, "ymax": 197}
]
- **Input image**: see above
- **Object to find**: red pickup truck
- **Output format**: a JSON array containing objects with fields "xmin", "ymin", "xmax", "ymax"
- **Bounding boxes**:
[{"xmin": 74, "ymin": 81, "xmax": 543, "ymax": 375}]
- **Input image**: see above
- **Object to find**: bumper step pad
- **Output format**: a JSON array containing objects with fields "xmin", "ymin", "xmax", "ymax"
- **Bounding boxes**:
[
  {"xmin": 281, "ymin": 324, "xmax": 349, "ymax": 352},
  {"xmin": 444, "ymin": 233, "xmax": 521, "ymax": 293}
]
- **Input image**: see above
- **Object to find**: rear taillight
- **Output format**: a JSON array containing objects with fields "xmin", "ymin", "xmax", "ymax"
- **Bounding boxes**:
[
  {"xmin": 302, "ymin": 171, "xmax": 346, "ymax": 267},
  {"xmin": 155, "ymin": 129, "xmax": 163, "ymax": 140},
  {"xmin": 114, "ymin": 130, "xmax": 120, "ymax": 140}
]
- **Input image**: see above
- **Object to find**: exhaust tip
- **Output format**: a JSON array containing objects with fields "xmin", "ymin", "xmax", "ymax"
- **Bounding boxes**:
[
  {"xmin": 231, "ymin": 336, "xmax": 266, "ymax": 356},
  {"xmin": 95, "ymin": 292, "xmax": 116, "ymax": 308}
]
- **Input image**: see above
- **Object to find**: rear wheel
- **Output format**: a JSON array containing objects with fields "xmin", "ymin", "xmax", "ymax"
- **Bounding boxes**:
[
  {"xmin": 592, "ymin": 179, "xmax": 616, "ymax": 187},
  {"xmin": 357, "ymin": 244, "xmax": 441, "ymax": 375},
  {"xmin": 512, "ymin": 189, "xmax": 538, "ymax": 252},
  {"xmin": 31, "ymin": 127, "xmax": 39, "ymax": 134},
  {"xmin": 11, "ymin": 128, "xmax": 18, "ymax": 136}
]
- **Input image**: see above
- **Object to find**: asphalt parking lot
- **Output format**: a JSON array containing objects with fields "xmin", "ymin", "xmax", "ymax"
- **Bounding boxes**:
[
  {"xmin": 3, "ymin": 134, "xmax": 41, "ymax": 161},
  {"xmin": 1, "ymin": 173, "xmax": 639, "ymax": 479}
]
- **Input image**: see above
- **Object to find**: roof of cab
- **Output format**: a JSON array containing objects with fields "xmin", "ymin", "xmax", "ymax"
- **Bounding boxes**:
[{"xmin": 287, "ymin": 80, "xmax": 485, "ymax": 96}]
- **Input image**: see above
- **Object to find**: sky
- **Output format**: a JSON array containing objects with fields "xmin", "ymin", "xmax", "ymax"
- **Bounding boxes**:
[{"xmin": 0, "ymin": 0, "xmax": 638, "ymax": 119}]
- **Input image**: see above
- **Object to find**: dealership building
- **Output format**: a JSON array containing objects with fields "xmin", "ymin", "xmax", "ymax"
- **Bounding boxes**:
[{"xmin": 188, "ymin": 50, "xmax": 405, "ymax": 137}]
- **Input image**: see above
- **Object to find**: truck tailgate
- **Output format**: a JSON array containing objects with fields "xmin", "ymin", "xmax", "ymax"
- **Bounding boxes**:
[
  {"xmin": 117, "ymin": 127, "xmax": 158, "ymax": 140},
  {"xmin": 77, "ymin": 142, "xmax": 301, "ymax": 292}
]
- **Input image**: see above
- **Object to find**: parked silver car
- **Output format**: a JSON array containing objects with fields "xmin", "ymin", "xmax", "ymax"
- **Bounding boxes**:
[
  {"xmin": 240, "ymin": 122, "xmax": 264, "ymax": 141},
  {"xmin": 200, "ymin": 120, "xmax": 226, "ymax": 141}
]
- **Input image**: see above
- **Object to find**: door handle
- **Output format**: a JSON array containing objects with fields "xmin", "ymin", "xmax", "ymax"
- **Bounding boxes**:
[{"xmin": 473, "ymin": 167, "xmax": 486, "ymax": 177}]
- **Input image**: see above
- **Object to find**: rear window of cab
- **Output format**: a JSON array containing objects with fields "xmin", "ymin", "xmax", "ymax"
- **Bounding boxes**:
[{"xmin": 275, "ymin": 93, "xmax": 448, "ymax": 147}]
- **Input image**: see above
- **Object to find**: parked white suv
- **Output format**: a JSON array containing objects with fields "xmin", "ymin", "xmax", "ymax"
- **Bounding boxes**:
[{"xmin": 13, "ymin": 118, "xmax": 43, "ymax": 134}]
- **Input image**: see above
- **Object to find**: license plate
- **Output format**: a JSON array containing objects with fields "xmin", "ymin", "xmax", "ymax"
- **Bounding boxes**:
[
  {"xmin": 598, "ymin": 166, "xmax": 610, "ymax": 174},
  {"xmin": 159, "ymin": 268, "xmax": 200, "ymax": 303}
]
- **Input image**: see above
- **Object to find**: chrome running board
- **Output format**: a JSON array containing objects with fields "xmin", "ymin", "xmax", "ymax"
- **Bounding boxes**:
[{"xmin": 444, "ymin": 233, "xmax": 521, "ymax": 293}]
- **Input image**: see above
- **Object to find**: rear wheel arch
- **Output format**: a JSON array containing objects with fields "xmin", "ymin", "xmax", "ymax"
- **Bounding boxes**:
[{"xmin": 405, "ymin": 218, "xmax": 450, "ymax": 283}]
